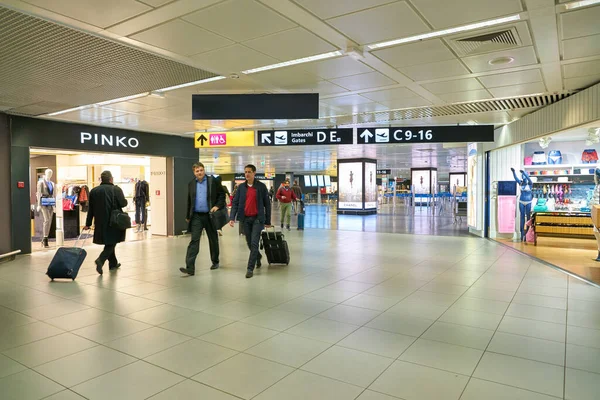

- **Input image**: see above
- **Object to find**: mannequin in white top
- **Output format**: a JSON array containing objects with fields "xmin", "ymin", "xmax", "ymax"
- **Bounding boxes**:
[{"xmin": 36, "ymin": 169, "xmax": 55, "ymax": 248}]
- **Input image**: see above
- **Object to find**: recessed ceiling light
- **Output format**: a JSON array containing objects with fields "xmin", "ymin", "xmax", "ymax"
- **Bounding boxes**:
[
  {"xmin": 367, "ymin": 14, "xmax": 521, "ymax": 50},
  {"xmin": 242, "ymin": 51, "xmax": 343, "ymax": 74},
  {"xmin": 155, "ymin": 76, "xmax": 226, "ymax": 92},
  {"xmin": 488, "ymin": 56, "xmax": 514, "ymax": 66},
  {"xmin": 565, "ymin": 0, "xmax": 600, "ymax": 9}
]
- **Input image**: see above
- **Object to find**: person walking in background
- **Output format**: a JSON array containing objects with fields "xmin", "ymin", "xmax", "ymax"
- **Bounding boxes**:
[
  {"xmin": 276, "ymin": 179, "xmax": 297, "ymax": 231},
  {"xmin": 84, "ymin": 170, "xmax": 127, "ymax": 275},
  {"xmin": 180, "ymin": 162, "xmax": 225, "ymax": 276},
  {"xmin": 291, "ymin": 180, "xmax": 302, "ymax": 215},
  {"xmin": 229, "ymin": 164, "xmax": 272, "ymax": 278},
  {"xmin": 219, "ymin": 185, "xmax": 231, "ymax": 236},
  {"xmin": 268, "ymin": 186, "xmax": 275, "ymax": 203}
]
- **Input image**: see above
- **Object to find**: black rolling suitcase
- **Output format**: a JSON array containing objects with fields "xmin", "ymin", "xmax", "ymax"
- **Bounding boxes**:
[
  {"xmin": 260, "ymin": 228, "xmax": 290, "ymax": 265},
  {"xmin": 46, "ymin": 229, "xmax": 90, "ymax": 281}
]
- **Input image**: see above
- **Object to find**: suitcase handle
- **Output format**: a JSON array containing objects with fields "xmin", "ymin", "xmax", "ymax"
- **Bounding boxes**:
[{"xmin": 73, "ymin": 228, "xmax": 92, "ymax": 248}]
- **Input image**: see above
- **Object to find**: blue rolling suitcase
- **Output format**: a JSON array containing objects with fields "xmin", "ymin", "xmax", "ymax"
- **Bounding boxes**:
[
  {"xmin": 46, "ymin": 229, "xmax": 89, "ymax": 281},
  {"xmin": 297, "ymin": 213, "xmax": 305, "ymax": 231}
]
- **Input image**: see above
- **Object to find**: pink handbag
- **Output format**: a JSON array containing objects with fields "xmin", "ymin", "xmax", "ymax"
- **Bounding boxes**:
[{"xmin": 524, "ymin": 156, "xmax": 533, "ymax": 165}]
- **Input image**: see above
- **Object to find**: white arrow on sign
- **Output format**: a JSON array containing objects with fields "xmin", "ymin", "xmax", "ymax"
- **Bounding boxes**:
[
  {"xmin": 360, "ymin": 129, "xmax": 374, "ymax": 143},
  {"xmin": 261, "ymin": 133, "xmax": 272, "ymax": 144}
]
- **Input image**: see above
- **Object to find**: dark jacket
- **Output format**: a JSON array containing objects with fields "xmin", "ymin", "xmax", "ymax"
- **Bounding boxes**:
[
  {"xmin": 230, "ymin": 180, "xmax": 271, "ymax": 225},
  {"xmin": 186, "ymin": 175, "xmax": 226, "ymax": 222},
  {"xmin": 85, "ymin": 183, "xmax": 128, "ymax": 245}
]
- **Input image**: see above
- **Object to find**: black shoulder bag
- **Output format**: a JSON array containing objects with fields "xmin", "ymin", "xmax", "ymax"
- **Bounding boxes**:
[{"xmin": 109, "ymin": 187, "xmax": 131, "ymax": 230}]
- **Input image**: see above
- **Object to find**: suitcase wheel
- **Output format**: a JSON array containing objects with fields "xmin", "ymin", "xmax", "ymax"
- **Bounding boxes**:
[{"xmin": 72, "ymin": 278, "xmax": 75, "ymax": 281}]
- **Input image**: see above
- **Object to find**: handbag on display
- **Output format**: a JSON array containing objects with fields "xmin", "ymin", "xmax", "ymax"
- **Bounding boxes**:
[
  {"xmin": 209, "ymin": 208, "xmax": 229, "ymax": 231},
  {"xmin": 41, "ymin": 197, "xmax": 56, "ymax": 207},
  {"xmin": 63, "ymin": 198, "xmax": 74, "ymax": 211},
  {"xmin": 109, "ymin": 187, "xmax": 131, "ymax": 230}
]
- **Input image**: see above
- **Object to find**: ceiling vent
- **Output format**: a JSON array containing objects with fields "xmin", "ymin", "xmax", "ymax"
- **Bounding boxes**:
[{"xmin": 450, "ymin": 27, "xmax": 522, "ymax": 56}]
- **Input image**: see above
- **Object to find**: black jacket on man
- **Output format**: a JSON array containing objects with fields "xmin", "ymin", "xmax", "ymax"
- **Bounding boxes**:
[
  {"xmin": 86, "ymin": 183, "xmax": 128, "ymax": 245},
  {"xmin": 230, "ymin": 180, "xmax": 271, "ymax": 225},
  {"xmin": 186, "ymin": 176, "xmax": 226, "ymax": 226}
]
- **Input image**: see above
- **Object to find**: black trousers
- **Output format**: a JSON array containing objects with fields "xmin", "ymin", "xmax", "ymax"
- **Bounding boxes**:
[
  {"xmin": 135, "ymin": 198, "xmax": 147, "ymax": 225},
  {"xmin": 98, "ymin": 244, "xmax": 118, "ymax": 268},
  {"xmin": 243, "ymin": 217, "xmax": 263, "ymax": 272},
  {"xmin": 185, "ymin": 213, "xmax": 219, "ymax": 271}
]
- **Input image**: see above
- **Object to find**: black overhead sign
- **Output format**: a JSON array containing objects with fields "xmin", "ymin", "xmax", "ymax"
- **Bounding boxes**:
[
  {"xmin": 377, "ymin": 169, "xmax": 391, "ymax": 175},
  {"xmin": 258, "ymin": 128, "xmax": 353, "ymax": 146},
  {"xmin": 356, "ymin": 125, "xmax": 494, "ymax": 145}
]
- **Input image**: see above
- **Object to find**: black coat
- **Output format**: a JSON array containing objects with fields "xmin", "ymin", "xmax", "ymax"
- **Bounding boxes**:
[
  {"xmin": 187, "ymin": 175, "xmax": 226, "ymax": 223},
  {"xmin": 85, "ymin": 183, "xmax": 128, "ymax": 245},
  {"xmin": 229, "ymin": 180, "xmax": 271, "ymax": 225}
]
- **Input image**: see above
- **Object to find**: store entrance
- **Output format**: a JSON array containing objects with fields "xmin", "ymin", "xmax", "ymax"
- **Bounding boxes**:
[{"xmin": 30, "ymin": 148, "xmax": 167, "ymax": 252}]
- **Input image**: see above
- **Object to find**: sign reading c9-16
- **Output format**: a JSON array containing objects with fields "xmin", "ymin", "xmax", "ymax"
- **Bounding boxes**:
[
  {"xmin": 258, "ymin": 128, "xmax": 353, "ymax": 146},
  {"xmin": 357, "ymin": 125, "xmax": 494, "ymax": 144}
]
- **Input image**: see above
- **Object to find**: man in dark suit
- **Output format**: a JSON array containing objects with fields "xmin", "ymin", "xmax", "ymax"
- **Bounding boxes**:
[
  {"xmin": 229, "ymin": 164, "xmax": 272, "ymax": 278},
  {"xmin": 84, "ymin": 170, "xmax": 128, "ymax": 275},
  {"xmin": 180, "ymin": 162, "xmax": 225, "ymax": 276}
]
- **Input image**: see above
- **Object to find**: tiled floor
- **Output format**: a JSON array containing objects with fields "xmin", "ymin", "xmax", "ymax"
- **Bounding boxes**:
[{"xmin": 1, "ymin": 227, "xmax": 600, "ymax": 399}]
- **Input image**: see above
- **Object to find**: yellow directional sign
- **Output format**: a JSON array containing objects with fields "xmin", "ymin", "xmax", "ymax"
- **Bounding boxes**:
[{"xmin": 194, "ymin": 131, "xmax": 255, "ymax": 148}]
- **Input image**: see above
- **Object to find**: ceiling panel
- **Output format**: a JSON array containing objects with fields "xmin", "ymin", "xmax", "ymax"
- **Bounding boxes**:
[
  {"xmin": 422, "ymin": 78, "xmax": 484, "ymax": 94},
  {"xmin": 22, "ymin": 0, "xmax": 151, "ymax": 28},
  {"xmin": 334, "ymin": 102, "xmax": 390, "ymax": 114},
  {"xmin": 250, "ymin": 67, "xmax": 322, "ymax": 87},
  {"xmin": 372, "ymin": 39, "xmax": 456, "ymax": 69},
  {"xmin": 399, "ymin": 59, "xmax": 470, "ymax": 81},
  {"xmin": 361, "ymin": 87, "xmax": 418, "ymax": 102},
  {"xmin": 327, "ymin": 2, "xmax": 430, "ymax": 45},
  {"xmin": 561, "ymin": 6, "xmax": 600, "ymax": 40},
  {"xmin": 299, "ymin": 57, "xmax": 373, "ymax": 80},
  {"xmin": 282, "ymin": 81, "xmax": 349, "ymax": 96},
  {"xmin": 378, "ymin": 97, "xmax": 432, "ymax": 109},
  {"xmin": 191, "ymin": 44, "xmax": 278, "ymax": 74},
  {"xmin": 410, "ymin": 0, "xmax": 523, "ymax": 29},
  {"xmin": 488, "ymin": 81, "xmax": 547, "ymax": 97},
  {"xmin": 102, "ymin": 101, "xmax": 160, "ymax": 113},
  {"xmin": 563, "ymin": 60, "xmax": 600, "ymax": 79},
  {"xmin": 183, "ymin": 0, "xmax": 296, "ymax": 42},
  {"xmin": 479, "ymin": 69, "xmax": 543, "ymax": 89},
  {"xmin": 563, "ymin": 34, "xmax": 600, "ymax": 60},
  {"xmin": 564, "ymin": 75, "xmax": 600, "ymax": 91},
  {"xmin": 243, "ymin": 27, "xmax": 337, "ymax": 61},
  {"xmin": 293, "ymin": 0, "xmax": 396, "ymax": 19},
  {"xmin": 461, "ymin": 46, "xmax": 539, "ymax": 73},
  {"xmin": 138, "ymin": 0, "xmax": 172, "ymax": 7},
  {"xmin": 437, "ymin": 89, "xmax": 492, "ymax": 103},
  {"xmin": 138, "ymin": 104, "xmax": 191, "ymax": 119},
  {"xmin": 130, "ymin": 19, "xmax": 234, "ymax": 56},
  {"xmin": 329, "ymin": 71, "xmax": 397, "ymax": 91},
  {"xmin": 321, "ymin": 94, "xmax": 372, "ymax": 107}
]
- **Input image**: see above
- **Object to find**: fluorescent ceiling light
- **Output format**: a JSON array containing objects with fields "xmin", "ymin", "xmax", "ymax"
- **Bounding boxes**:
[
  {"xmin": 96, "ymin": 92, "xmax": 148, "ymax": 106},
  {"xmin": 242, "ymin": 51, "xmax": 343, "ymax": 74},
  {"xmin": 367, "ymin": 14, "xmax": 521, "ymax": 50},
  {"xmin": 155, "ymin": 76, "xmax": 226, "ymax": 92},
  {"xmin": 565, "ymin": 0, "xmax": 600, "ymax": 9},
  {"xmin": 47, "ymin": 105, "xmax": 90, "ymax": 116}
]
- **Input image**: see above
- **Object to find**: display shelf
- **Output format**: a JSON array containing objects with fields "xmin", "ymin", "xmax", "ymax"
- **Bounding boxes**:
[
  {"xmin": 533, "ymin": 211, "xmax": 594, "ymax": 238},
  {"xmin": 524, "ymin": 164, "xmax": 599, "ymax": 169}
]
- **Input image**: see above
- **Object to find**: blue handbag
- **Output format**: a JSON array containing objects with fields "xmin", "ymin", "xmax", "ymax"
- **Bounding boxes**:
[{"xmin": 533, "ymin": 198, "xmax": 548, "ymax": 212}]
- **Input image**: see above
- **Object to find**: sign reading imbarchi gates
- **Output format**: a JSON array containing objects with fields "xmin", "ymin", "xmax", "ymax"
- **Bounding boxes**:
[{"xmin": 258, "ymin": 128, "xmax": 353, "ymax": 146}]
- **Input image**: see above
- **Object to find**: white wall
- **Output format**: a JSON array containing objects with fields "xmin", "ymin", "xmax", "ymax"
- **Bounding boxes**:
[{"xmin": 150, "ymin": 157, "xmax": 167, "ymax": 236}]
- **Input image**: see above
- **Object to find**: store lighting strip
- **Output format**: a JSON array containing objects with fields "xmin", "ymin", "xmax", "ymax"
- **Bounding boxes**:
[
  {"xmin": 48, "ymin": 76, "xmax": 226, "ymax": 116},
  {"xmin": 565, "ymin": 0, "xmax": 600, "ymax": 9},
  {"xmin": 154, "ymin": 76, "xmax": 226, "ymax": 92},
  {"xmin": 241, "ymin": 51, "xmax": 344, "ymax": 74},
  {"xmin": 367, "ymin": 14, "xmax": 521, "ymax": 50}
]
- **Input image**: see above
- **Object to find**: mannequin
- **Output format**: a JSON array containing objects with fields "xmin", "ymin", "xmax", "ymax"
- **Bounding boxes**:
[
  {"xmin": 511, "ymin": 168, "xmax": 533, "ymax": 241},
  {"xmin": 134, "ymin": 177, "xmax": 149, "ymax": 232},
  {"xmin": 36, "ymin": 169, "xmax": 55, "ymax": 248},
  {"xmin": 591, "ymin": 168, "xmax": 600, "ymax": 261}
]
